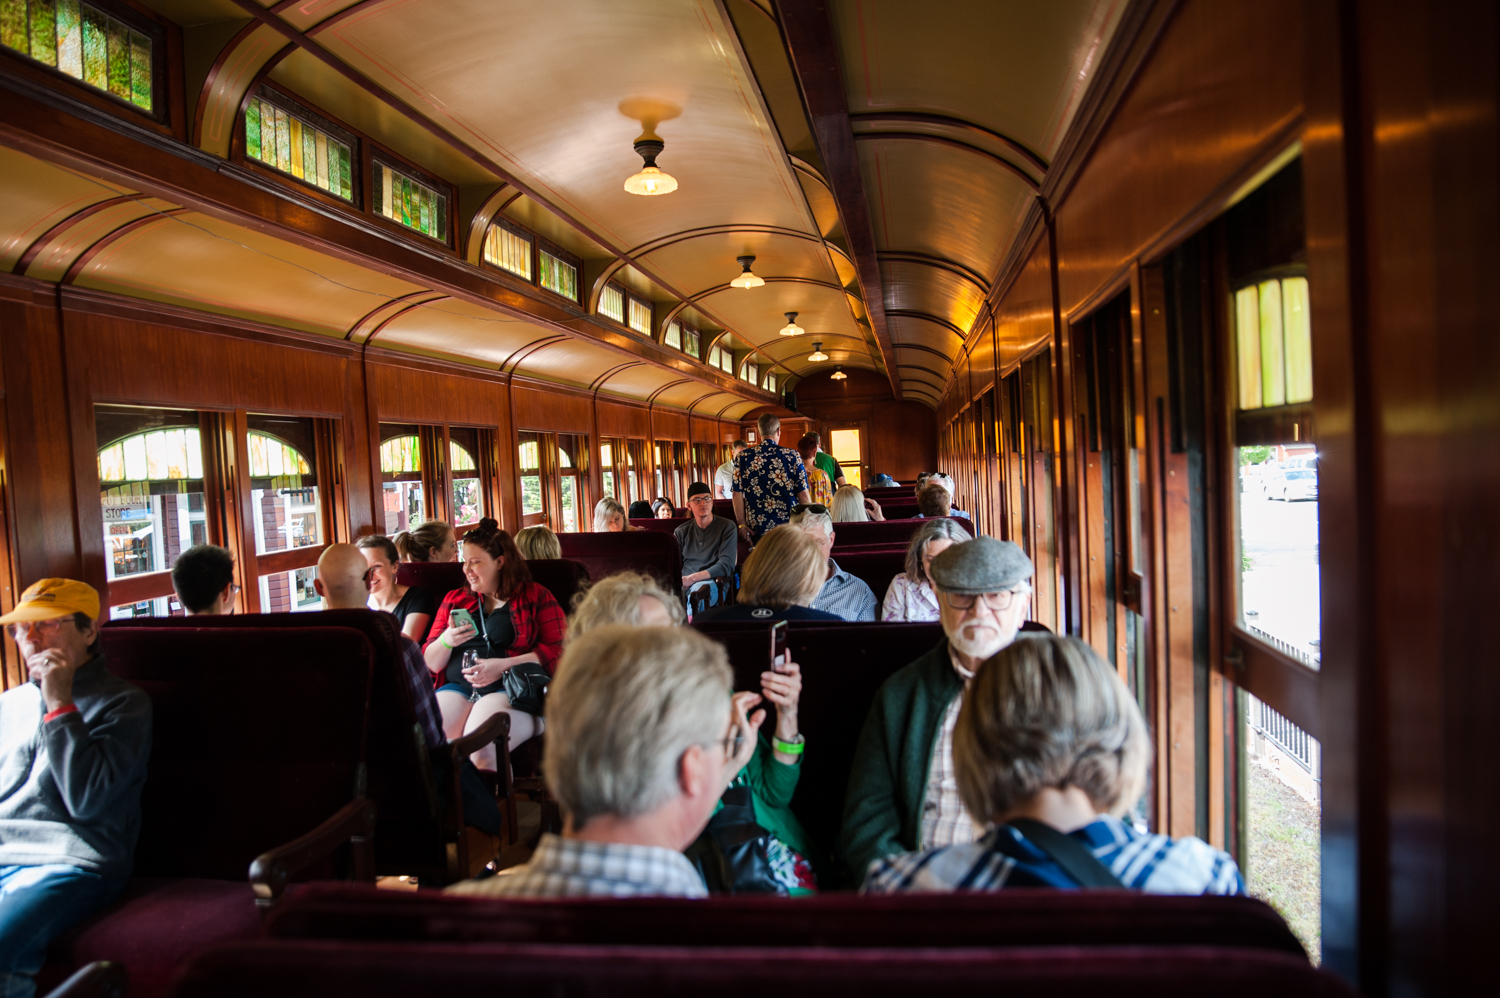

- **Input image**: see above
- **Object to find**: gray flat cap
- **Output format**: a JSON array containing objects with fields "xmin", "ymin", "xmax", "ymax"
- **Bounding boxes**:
[{"xmin": 928, "ymin": 536, "xmax": 1033, "ymax": 595}]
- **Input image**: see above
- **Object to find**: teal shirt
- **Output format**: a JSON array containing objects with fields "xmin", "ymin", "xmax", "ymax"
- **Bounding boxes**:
[{"xmin": 725, "ymin": 734, "xmax": 814, "ymax": 889}]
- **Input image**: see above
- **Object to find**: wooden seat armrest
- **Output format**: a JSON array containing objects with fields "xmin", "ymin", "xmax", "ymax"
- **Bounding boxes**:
[
  {"xmin": 248, "ymin": 797, "xmax": 377, "ymax": 911},
  {"xmin": 42, "ymin": 961, "xmax": 127, "ymax": 998},
  {"xmin": 447, "ymin": 710, "xmax": 511, "ymax": 760}
]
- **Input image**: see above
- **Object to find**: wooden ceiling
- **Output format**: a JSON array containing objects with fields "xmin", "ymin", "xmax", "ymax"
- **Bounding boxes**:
[{"xmin": 1, "ymin": 0, "xmax": 1132, "ymax": 411}]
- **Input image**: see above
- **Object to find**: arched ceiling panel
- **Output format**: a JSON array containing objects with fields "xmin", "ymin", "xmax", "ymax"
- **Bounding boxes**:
[
  {"xmin": 880, "ymin": 260, "xmax": 987, "ymax": 333},
  {"xmin": 372, "ymin": 297, "xmax": 569, "ymax": 369},
  {"xmin": 693, "ymin": 283, "xmax": 865, "ymax": 357},
  {"xmin": 635, "ymin": 231, "xmax": 838, "ymax": 303},
  {"xmin": 0, "ymin": 146, "xmax": 136, "ymax": 269},
  {"xmin": 24, "ymin": 199, "xmax": 179, "ymax": 283},
  {"xmin": 597, "ymin": 364, "xmax": 690, "ymax": 403},
  {"xmin": 718, "ymin": 400, "xmax": 763, "ymax": 420},
  {"xmin": 886, "ymin": 313, "xmax": 966, "ymax": 359},
  {"xmin": 651, "ymin": 380, "xmax": 712, "ymax": 410},
  {"xmin": 692, "ymin": 391, "xmax": 743, "ymax": 415},
  {"xmin": 73, "ymin": 212, "xmax": 424, "ymax": 337}
]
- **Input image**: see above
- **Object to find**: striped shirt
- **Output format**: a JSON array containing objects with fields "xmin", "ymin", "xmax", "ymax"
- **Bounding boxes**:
[
  {"xmin": 864, "ymin": 815, "xmax": 1246, "ymax": 895},
  {"xmin": 810, "ymin": 558, "xmax": 877, "ymax": 622},
  {"xmin": 881, "ymin": 572, "xmax": 941, "ymax": 622},
  {"xmin": 446, "ymin": 834, "xmax": 708, "ymax": 899}
]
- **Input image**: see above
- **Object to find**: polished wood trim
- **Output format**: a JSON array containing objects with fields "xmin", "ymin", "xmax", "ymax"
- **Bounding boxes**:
[
  {"xmin": 852, "ymin": 131, "xmax": 1041, "ymax": 192},
  {"xmin": 884, "ymin": 309, "xmax": 969, "ymax": 340},
  {"xmin": 877, "ymin": 251, "xmax": 991, "ymax": 291},
  {"xmin": 848, "ymin": 111, "xmax": 1049, "ymax": 173},
  {"xmin": 462, "ymin": 184, "xmax": 514, "ymax": 265},
  {"xmin": 589, "ymin": 362, "xmax": 643, "ymax": 391},
  {"xmin": 893, "ymin": 342, "xmax": 956, "ymax": 364},
  {"xmin": 1229, "ymin": 627, "xmax": 1320, "ymax": 738},
  {"xmin": 104, "ymin": 570, "xmax": 175, "ymax": 607},
  {"xmin": 624, "ymin": 223, "xmax": 822, "ymax": 259},
  {"xmin": 897, "ymin": 363, "xmax": 948, "ymax": 381},
  {"xmin": 344, "ymin": 291, "xmax": 446, "ymax": 342},
  {"xmin": 256, "ymin": 545, "xmax": 325, "ymax": 576},
  {"xmin": 359, "ymin": 296, "xmax": 449, "ymax": 348}
]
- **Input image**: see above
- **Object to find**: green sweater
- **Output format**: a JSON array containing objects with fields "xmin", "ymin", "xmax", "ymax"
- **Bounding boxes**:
[
  {"xmin": 728, "ymin": 733, "xmax": 811, "ymax": 864},
  {"xmin": 839, "ymin": 639, "xmax": 962, "ymax": 886}
]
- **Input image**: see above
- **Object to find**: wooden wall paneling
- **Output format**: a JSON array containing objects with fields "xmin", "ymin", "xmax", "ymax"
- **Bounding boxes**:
[
  {"xmin": 653, "ymin": 410, "xmax": 688, "ymax": 441},
  {"xmin": 367, "ymin": 358, "xmax": 508, "ymax": 428},
  {"xmin": 60, "ymin": 305, "xmax": 102, "ymax": 599},
  {"xmin": 358, "ymin": 354, "xmax": 383, "ymax": 537},
  {"xmin": 197, "ymin": 410, "xmax": 248, "ymax": 614},
  {"xmin": 0, "ymin": 402, "xmax": 17, "ymax": 689},
  {"xmin": 596, "ymin": 400, "xmax": 650, "ymax": 439},
  {"xmin": 512, "ymin": 385, "xmax": 592, "ymax": 435}
]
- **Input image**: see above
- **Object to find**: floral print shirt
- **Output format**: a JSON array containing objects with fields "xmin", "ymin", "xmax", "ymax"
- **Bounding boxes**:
[{"xmin": 733, "ymin": 443, "xmax": 809, "ymax": 539}]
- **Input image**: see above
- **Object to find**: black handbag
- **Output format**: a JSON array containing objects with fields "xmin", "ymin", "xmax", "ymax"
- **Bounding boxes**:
[
  {"xmin": 476, "ymin": 603, "xmax": 549, "ymax": 715},
  {"xmin": 683, "ymin": 785, "xmax": 786, "ymax": 895}
]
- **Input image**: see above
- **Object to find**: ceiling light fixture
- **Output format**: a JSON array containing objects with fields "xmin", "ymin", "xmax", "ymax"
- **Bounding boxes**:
[
  {"xmin": 778, "ymin": 312, "xmax": 805, "ymax": 336},
  {"xmin": 807, "ymin": 342, "xmax": 829, "ymax": 362},
  {"xmin": 623, "ymin": 134, "xmax": 678, "ymax": 196},
  {"xmin": 729, "ymin": 255, "xmax": 764, "ymax": 289},
  {"xmin": 830, "ymin": 366, "xmax": 847, "ymax": 381}
]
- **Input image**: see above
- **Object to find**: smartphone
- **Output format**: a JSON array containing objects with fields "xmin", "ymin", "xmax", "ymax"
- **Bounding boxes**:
[
  {"xmin": 448, "ymin": 608, "xmax": 477, "ymax": 633},
  {"xmin": 770, "ymin": 619, "xmax": 788, "ymax": 671}
]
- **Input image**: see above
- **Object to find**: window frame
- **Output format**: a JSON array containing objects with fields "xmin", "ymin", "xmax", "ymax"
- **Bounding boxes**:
[
  {"xmin": 481, "ymin": 217, "xmax": 535, "ymax": 282},
  {"xmin": 537, "ymin": 238, "xmax": 582, "ymax": 304},
  {"xmin": 598, "ymin": 282, "xmax": 627, "ymax": 325},
  {"xmin": 241, "ymin": 84, "xmax": 360, "ymax": 207},
  {"xmin": 370, "ymin": 151, "xmax": 454, "ymax": 247}
]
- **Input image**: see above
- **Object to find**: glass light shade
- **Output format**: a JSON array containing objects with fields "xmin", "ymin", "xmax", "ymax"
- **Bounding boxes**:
[
  {"xmin": 778, "ymin": 312, "xmax": 805, "ymax": 337},
  {"xmin": 808, "ymin": 342, "xmax": 829, "ymax": 362},
  {"xmin": 830, "ymin": 368, "xmax": 847, "ymax": 380},
  {"xmin": 730, "ymin": 271, "xmax": 765, "ymax": 289},
  {"xmin": 624, "ymin": 166, "xmax": 678, "ymax": 196}
]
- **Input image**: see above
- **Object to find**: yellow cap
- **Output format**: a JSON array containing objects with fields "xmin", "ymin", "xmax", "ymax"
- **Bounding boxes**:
[{"xmin": 0, "ymin": 578, "xmax": 101, "ymax": 624}]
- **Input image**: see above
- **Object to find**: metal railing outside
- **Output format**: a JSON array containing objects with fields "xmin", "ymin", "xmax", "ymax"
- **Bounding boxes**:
[{"xmin": 1250, "ymin": 695, "xmax": 1316, "ymax": 773}]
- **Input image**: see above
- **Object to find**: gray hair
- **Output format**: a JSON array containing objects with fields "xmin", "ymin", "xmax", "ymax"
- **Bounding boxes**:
[
  {"xmin": 570, "ymin": 571, "xmax": 684, "ymax": 638},
  {"xmin": 544, "ymin": 626, "xmax": 732, "ymax": 827},
  {"xmin": 757, "ymin": 413, "xmax": 780, "ymax": 438},
  {"xmin": 592, "ymin": 497, "xmax": 626, "ymax": 532},
  {"xmin": 905, "ymin": 517, "xmax": 971, "ymax": 585},
  {"xmin": 788, "ymin": 506, "xmax": 833, "ymax": 539},
  {"xmin": 830, "ymin": 485, "xmax": 867, "ymax": 523}
]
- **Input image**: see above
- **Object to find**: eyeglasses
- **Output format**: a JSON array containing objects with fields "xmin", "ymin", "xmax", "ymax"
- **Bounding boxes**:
[
  {"xmin": 791, "ymin": 504, "xmax": 828, "ymax": 515},
  {"xmin": 943, "ymin": 588, "xmax": 1029, "ymax": 612},
  {"xmin": 687, "ymin": 495, "xmax": 713, "ymax": 503},
  {"xmin": 718, "ymin": 727, "xmax": 747, "ymax": 760},
  {"xmin": 6, "ymin": 617, "xmax": 70, "ymax": 641}
]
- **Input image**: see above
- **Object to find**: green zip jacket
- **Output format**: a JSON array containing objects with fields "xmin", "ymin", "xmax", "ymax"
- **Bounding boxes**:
[
  {"xmin": 730, "ymin": 734, "xmax": 811, "ymax": 863},
  {"xmin": 839, "ymin": 638, "xmax": 962, "ymax": 887}
]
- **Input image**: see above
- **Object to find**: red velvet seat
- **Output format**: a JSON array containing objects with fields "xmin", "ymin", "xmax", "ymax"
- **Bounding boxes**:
[
  {"xmin": 629, "ymin": 516, "xmax": 687, "ymax": 534},
  {"xmin": 167, "ymin": 941, "xmax": 1352, "ymax": 998},
  {"xmin": 830, "ymin": 516, "xmax": 975, "ymax": 549},
  {"xmin": 557, "ymin": 529, "xmax": 684, "ymax": 594},
  {"xmin": 267, "ymin": 884, "xmax": 1307, "ymax": 956},
  {"xmin": 395, "ymin": 558, "xmax": 591, "ymax": 614},
  {"xmin": 829, "ymin": 549, "xmax": 910, "ymax": 607}
]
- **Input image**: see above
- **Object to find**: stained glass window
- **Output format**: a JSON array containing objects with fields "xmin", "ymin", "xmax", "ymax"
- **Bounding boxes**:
[
  {"xmin": 719, "ymin": 347, "xmax": 735, "ymax": 374},
  {"xmin": 484, "ymin": 223, "xmax": 532, "ymax": 279},
  {"xmin": 379, "ymin": 435, "xmax": 420, "ymax": 474},
  {"xmin": 764, "ymin": 372, "xmax": 777, "ymax": 394},
  {"xmin": 2, "ymin": 0, "xmax": 153, "ymax": 112},
  {"xmin": 245, "ymin": 95, "xmax": 353, "ymax": 202},
  {"xmin": 375, "ymin": 161, "xmax": 448, "ymax": 242},
  {"xmin": 1235, "ymin": 276, "xmax": 1312, "ymax": 411},
  {"xmin": 540, "ymin": 249, "xmax": 577, "ymax": 301},
  {"xmin": 742, "ymin": 362, "xmax": 757, "ymax": 384},
  {"xmin": 627, "ymin": 296, "xmax": 652, "ymax": 336},
  {"xmin": 248, "ymin": 432, "xmax": 312, "ymax": 479},
  {"xmin": 663, "ymin": 320, "xmax": 681, "ymax": 350},
  {"xmin": 599, "ymin": 285, "xmax": 625, "ymax": 323},
  {"xmin": 683, "ymin": 325, "xmax": 700, "ymax": 359}
]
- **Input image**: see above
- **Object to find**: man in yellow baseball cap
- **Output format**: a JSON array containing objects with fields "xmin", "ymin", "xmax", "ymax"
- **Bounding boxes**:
[{"xmin": 0, "ymin": 579, "xmax": 152, "ymax": 997}]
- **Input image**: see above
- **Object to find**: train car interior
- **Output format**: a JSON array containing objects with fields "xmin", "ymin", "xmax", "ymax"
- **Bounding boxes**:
[{"xmin": 0, "ymin": 1, "xmax": 1493, "ymax": 996}]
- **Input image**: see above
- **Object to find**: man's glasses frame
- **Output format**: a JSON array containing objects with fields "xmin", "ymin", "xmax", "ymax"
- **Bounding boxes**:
[
  {"xmin": 943, "ymin": 585, "xmax": 1032, "ymax": 613},
  {"xmin": 6, "ymin": 617, "xmax": 73, "ymax": 641}
]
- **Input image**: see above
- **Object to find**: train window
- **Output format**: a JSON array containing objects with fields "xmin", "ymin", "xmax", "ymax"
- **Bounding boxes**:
[
  {"xmin": 663, "ymin": 320, "xmax": 681, "ymax": 351},
  {"xmin": 626, "ymin": 295, "xmax": 652, "ymax": 336},
  {"xmin": 246, "ymin": 414, "xmax": 324, "ymax": 614},
  {"xmin": 447, "ymin": 427, "xmax": 484, "ymax": 528},
  {"xmin": 245, "ymin": 90, "xmax": 355, "ymax": 202},
  {"xmin": 517, "ymin": 432, "xmax": 543, "ymax": 525},
  {"xmin": 483, "ymin": 221, "xmax": 532, "ymax": 280},
  {"xmin": 96, "ymin": 405, "xmax": 206, "ymax": 619},
  {"xmin": 653, "ymin": 442, "xmax": 667, "ymax": 499},
  {"xmin": 671, "ymin": 442, "xmax": 687, "ymax": 503},
  {"xmin": 599, "ymin": 284, "xmax": 625, "ymax": 323},
  {"xmin": 600, "ymin": 439, "xmax": 619, "ymax": 499},
  {"xmin": 682, "ymin": 324, "xmax": 700, "ymax": 359},
  {"xmin": 556, "ymin": 434, "xmax": 587, "ymax": 533},
  {"xmin": 706, "ymin": 343, "xmax": 721, "ymax": 368},
  {"xmin": 764, "ymin": 372, "xmax": 777, "ymax": 394},
  {"xmin": 539, "ymin": 248, "xmax": 578, "ymax": 302},
  {"xmin": 741, "ymin": 361, "xmax": 758, "ymax": 385},
  {"xmin": 1235, "ymin": 277, "xmax": 1312, "ymax": 411},
  {"xmin": 625, "ymin": 438, "xmax": 645, "ymax": 504},
  {"xmin": 373, "ymin": 157, "xmax": 449, "ymax": 243},
  {"xmin": 829, "ymin": 427, "xmax": 862, "ymax": 488},
  {"xmin": 378, "ymin": 424, "xmax": 424, "ymax": 534},
  {"xmin": 3, "ymin": 0, "xmax": 158, "ymax": 114}
]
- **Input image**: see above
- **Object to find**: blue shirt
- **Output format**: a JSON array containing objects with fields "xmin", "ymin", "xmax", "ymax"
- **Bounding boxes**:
[
  {"xmin": 863, "ymin": 814, "xmax": 1245, "ymax": 895},
  {"xmin": 733, "ymin": 443, "xmax": 809, "ymax": 539},
  {"xmin": 810, "ymin": 558, "xmax": 877, "ymax": 621}
]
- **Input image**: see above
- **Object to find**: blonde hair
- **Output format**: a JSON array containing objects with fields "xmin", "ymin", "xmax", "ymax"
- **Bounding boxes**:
[
  {"xmin": 570, "ymin": 572, "xmax": 684, "ymax": 638},
  {"xmin": 514, "ymin": 524, "xmax": 561, "ymax": 561},
  {"xmin": 954, "ymin": 635, "xmax": 1150, "ymax": 823},
  {"xmin": 736, "ymin": 525, "xmax": 825, "ymax": 609},
  {"xmin": 830, "ymin": 485, "xmax": 868, "ymax": 522},
  {"xmin": 394, "ymin": 520, "xmax": 453, "ymax": 562},
  {"xmin": 592, "ymin": 497, "xmax": 626, "ymax": 532},
  {"xmin": 544, "ymin": 625, "xmax": 732, "ymax": 826}
]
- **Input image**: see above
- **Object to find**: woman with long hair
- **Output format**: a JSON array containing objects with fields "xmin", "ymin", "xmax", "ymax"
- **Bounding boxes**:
[
  {"xmin": 830, "ymin": 485, "xmax": 884, "ymax": 523},
  {"xmin": 693, "ymin": 525, "xmax": 842, "ymax": 623},
  {"xmin": 394, "ymin": 519, "xmax": 458, "ymax": 562},
  {"xmin": 593, "ymin": 497, "xmax": 630, "ymax": 532},
  {"xmin": 422, "ymin": 518, "xmax": 566, "ymax": 767},
  {"xmin": 357, "ymin": 534, "xmax": 435, "ymax": 642}
]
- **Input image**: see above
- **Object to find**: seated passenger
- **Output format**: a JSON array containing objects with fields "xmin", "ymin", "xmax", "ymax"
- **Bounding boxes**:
[
  {"xmin": 448, "ymin": 625, "xmax": 755, "ymax": 898},
  {"xmin": 514, "ymin": 524, "xmax": 562, "ymax": 560},
  {"xmin": 841, "ymin": 537, "xmax": 1033, "ymax": 884},
  {"xmin": 882, "ymin": 519, "xmax": 972, "ymax": 623},
  {"xmin": 395, "ymin": 519, "xmax": 458, "ymax": 563},
  {"xmin": 628, "ymin": 500, "xmax": 655, "ymax": 520},
  {"xmin": 651, "ymin": 497, "xmax": 675, "ymax": 519},
  {"xmin": 594, "ymin": 497, "xmax": 631, "ymax": 532},
  {"xmin": 693, "ymin": 525, "xmax": 842, "ymax": 624},
  {"xmin": 171, "ymin": 543, "xmax": 237, "ymax": 615},
  {"xmin": 569, "ymin": 572, "xmax": 682, "ymax": 639},
  {"xmin": 676, "ymin": 482, "xmax": 736, "ymax": 604},
  {"xmin": 928, "ymin": 473, "xmax": 971, "ymax": 520},
  {"xmin": 831, "ymin": 484, "xmax": 883, "ymax": 523},
  {"xmin": 0, "ymin": 580, "xmax": 152, "ymax": 998},
  {"xmin": 789, "ymin": 506, "xmax": 876, "ymax": 622},
  {"xmin": 714, "ymin": 440, "xmax": 748, "ymax": 498},
  {"xmin": 870, "ymin": 474, "xmax": 898, "ymax": 488},
  {"xmin": 357, "ymin": 535, "xmax": 435, "ymax": 642},
  {"xmin": 798, "ymin": 434, "xmax": 834, "ymax": 507},
  {"xmin": 914, "ymin": 482, "xmax": 952, "ymax": 519},
  {"xmin": 423, "ymin": 519, "xmax": 566, "ymax": 767},
  {"xmin": 865, "ymin": 635, "xmax": 1244, "ymax": 895}
]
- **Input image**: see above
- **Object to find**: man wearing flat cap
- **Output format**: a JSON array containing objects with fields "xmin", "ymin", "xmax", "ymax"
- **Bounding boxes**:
[
  {"xmin": 840, "ymin": 537, "xmax": 1033, "ymax": 885},
  {"xmin": 0, "ymin": 579, "xmax": 152, "ymax": 998}
]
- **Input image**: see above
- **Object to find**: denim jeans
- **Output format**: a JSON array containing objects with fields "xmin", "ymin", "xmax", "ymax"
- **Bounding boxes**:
[
  {"xmin": 0, "ymin": 865, "xmax": 125, "ymax": 998},
  {"xmin": 686, "ymin": 578, "xmax": 723, "ymax": 617}
]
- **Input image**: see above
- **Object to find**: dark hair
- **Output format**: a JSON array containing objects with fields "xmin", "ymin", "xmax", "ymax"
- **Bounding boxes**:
[
  {"xmin": 917, "ymin": 482, "xmax": 952, "ymax": 517},
  {"xmin": 460, "ymin": 518, "xmax": 531, "ymax": 600},
  {"xmin": 394, "ymin": 520, "xmax": 452, "ymax": 562},
  {"xmin": 73, "ymin": 611, "xmax": 101, "ymax": 657},
  {"xmin": 629, "ymin": 500, "xmax": 654, "ymax": 519},
  {"xmin": 171, "ymin": 544, "xmax": 236, "ymax": 613},
  {"xmin": 796, "ymin": 433, "xmax": 819, "ymax": 461},
  {"xmin": 651, "ymin": 497, "xmax": 674, "ymax": 516},
  {"xmin": 356, "ymin": 534, "xmax": 399, "ymax": 564}
]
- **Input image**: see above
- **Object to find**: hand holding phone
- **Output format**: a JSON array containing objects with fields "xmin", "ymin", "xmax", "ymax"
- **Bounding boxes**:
[
  {"xmin": 441, "ymin": 608, "xmax": 478, "ymax": 649},
  {"xmin": 770, "ymin": 619, "xmax": 788, "ymax": 670}
]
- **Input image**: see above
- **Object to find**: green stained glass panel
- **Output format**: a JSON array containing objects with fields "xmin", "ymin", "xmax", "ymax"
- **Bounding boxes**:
[
  {"xmin": 337, "ymin": 144, "xmax": 351, "ymax": 199},
  {"xmin": 106, "ymin": 15, "xmax": 128, "ymax": 98},
  {"xmin": 401, "ymin": 177, "xmax": 411, "ymax": 227},
  {"xmin": 245, "ymin": 100, "xmax": 261, "ymax": 160},
  {"xmin": 274, "ymin": 107, "xmax": 291, "ymax": 173},
  {"xmin": 57, "ymin": 0, "xmax": 82, "ymax": 76},
  {"xmin": 30, "ymin": 0, "xmax": 58, "ymax": 66},
  {"xmin": 302, "ymin": 126, "xmax": 316, "ymax": 183},
  {"xmin": 1, "ymin": 0, "xmax": 28, "ymax": 55},
  {"xmin": 419, "ymin": 187, "xmax": 430, "ymax": 235},
  {"xmin": 81, "ymin": 5, "xmax": 105, "ymax": 88},
  {"xmin": 129, "ymin": 30, "xmax": 149, "ymax": 108},
  {"xmin": 1283, "ymin": 277, "xmax": 1313, "ymax": 404},
  {"xmin": 436, "ymin": 194, "xmax": 446, "ymax": 241}
]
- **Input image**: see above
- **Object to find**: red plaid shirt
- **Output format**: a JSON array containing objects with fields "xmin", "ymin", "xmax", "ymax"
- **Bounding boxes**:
[{"xmin": 424, "ymin": 581, "xmax": 566, "ymax": 685}]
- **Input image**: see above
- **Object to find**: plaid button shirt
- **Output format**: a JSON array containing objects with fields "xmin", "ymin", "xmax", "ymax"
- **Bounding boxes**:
[
  {"xmin": 399, "ymin": 635, "xmax": 446, "ymax": 749},
  {"xmin": 864, "ymin": 815, "xmax": 1246, "ymax": 895},
  {"xmin": 810, "ymin": 558, "xmax": 877, "ymax": 621},
  {"xmin": 447, "ymin": 834, "xmax": 708, "ymax": 898},
  {"xmin": 919, "ymin": 651, "xmax": 986, "ymax": 851}
]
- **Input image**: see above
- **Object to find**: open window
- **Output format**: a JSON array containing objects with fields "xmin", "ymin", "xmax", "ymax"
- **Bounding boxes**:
[
  {"xmin": 378, "ymin": 424, "xmax": 424, "ymax": 535},
  {"xmin": 247, "ymin": 415, "xmax": 327, "ymax": 614}
]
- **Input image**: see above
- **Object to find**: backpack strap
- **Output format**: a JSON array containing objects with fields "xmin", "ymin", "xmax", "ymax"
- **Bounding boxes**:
[{"xmin": 1005, "ymin": 818, "xmax": 1124, "ymax": 888}]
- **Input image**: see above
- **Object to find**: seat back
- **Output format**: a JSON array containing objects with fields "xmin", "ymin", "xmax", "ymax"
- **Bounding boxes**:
[
  {"xmin": 557, "ymin": 530, "xmax": 684, "ymax": 594},
  {"xmin": 875, "ymin": 502, "xmax": 920, "ymax": 520},
  {"xmin": 830, "ymin": 549, "xmax": 910, "ymax": 608},
  {"xmin": 692, "ymin": 620, "xmax": 944, "ymax": 878},
  {"xmin": 396, "ymin": 559, "xmax": 591, "ymax": 614},
  {"xmin": 628, "ymin": 517, "xmax": 685, "ymax": 534},
  {"xmin": 830, "ymin": 517, "xmax": 975, "ymax": 552},
  {"xmin": 101, "ymin": 626, "xmax": 371, "ymax": 882},
  {"xmin": 269, "ymin": 885, "xmax": 1307, "ymax": 956},
  {"xmin": 394, "ymin": 561, "xmax": 465, "ymax": 600}
]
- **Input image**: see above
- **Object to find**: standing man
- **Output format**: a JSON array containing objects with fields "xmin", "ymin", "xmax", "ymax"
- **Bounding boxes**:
[
  {"xmin": 805, "ymin": 432, "xmax": 847, "ymax": 489},
  {"xmin": 714, "ymin": 440, "xmax": 749, "ymax": 499},
  {"xmin": 840, "ymin": 538, "xmax": 1034, "ymax": 884},
  {"xmin": 732, "ymin": 414, "xmax": 811, "ymax": 543},
  {"xmin": 677, "ymin": 483, "xmax": 737, "ymax": 606},
  {"xmin": 0, "ymin": 580, "xmax": 153, "ymax": 998}
]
